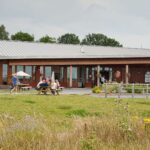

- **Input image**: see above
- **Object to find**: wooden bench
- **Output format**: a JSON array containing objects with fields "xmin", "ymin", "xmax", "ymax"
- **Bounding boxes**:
[
  {"xmin": 37, "ymin": 86, "xmax": 51, "ymax": 95},
  {"xmin": 21, "ymin": 86, "xmax": 32, "ymax": 91}
]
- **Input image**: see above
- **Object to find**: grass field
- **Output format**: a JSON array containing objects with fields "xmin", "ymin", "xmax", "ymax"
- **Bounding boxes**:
[{"xmin": 0, "ymin": 94, "xmax": 150, "ymax": 149}]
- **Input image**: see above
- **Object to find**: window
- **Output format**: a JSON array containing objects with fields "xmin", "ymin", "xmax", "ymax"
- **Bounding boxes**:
[
  {"xmin": 40, "ymin": 66, "xmax": 44, "ymax": 75},
  {"xmin": 104, "ymin": 67, "xmax": 109, "ymax": 71},
  {"xmin": 17, "ymin": 65, "xmax": 24, "ymax": 79},
  {"xmin": 67, "ymin": 67, "xmax": 70, "ymax": 80},
  {"xmin": 67, "ymin": 66, "xmax": 77, "ymax": 80},
  {"xmin": 72, "ymin": 67, "xmax": 77, "ymax": 80},
  {"xmin": 60, "ymin": 67, "xmax": 64, "ymax": 81},
  {"xmin": 109, "ymin": 68, "xmax": 113, "ymax": 82},
  {"xmin": 32, "ymin": 66, "xmax": 36, "ymax": 80},
  {"xmin": 92, "ymin": 67, "xmax": 95, "ymax": 81},
  {"xmin": 145, "ymin": 72, "xmax": 150, "ymax": 83},
  {"xmin": 12, "ymin": 66, "xmax": 15, "ymax": 74},
  {"xmin": 2, "ymin": 64, "xmax": 8, "ymax": 84},
  {"xmin": 86, "ymin": 67, "xmax": 89, "ymax": 82},
  {"xmin": 17, "ymin": 65, "xmax": 23, "ymax": 72},
  {"xmin": 45, "ymin": 66, "xmax": 52, "ymax": 79},
  {"xmin": 25, "ymin": 66, "xmax": 32, "ymax": 79}
]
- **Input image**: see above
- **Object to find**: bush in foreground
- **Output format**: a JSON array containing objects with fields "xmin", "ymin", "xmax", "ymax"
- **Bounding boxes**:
[{"xmin": 92, "ymin": 86, "xmax": 102, "ymax": 93}]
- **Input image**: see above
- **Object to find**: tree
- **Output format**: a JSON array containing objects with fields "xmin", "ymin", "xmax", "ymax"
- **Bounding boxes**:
[
  {"xmin": 11, "ymin": 31, "xmax": 34, "ymax": 41},
  {"xmin": 58, "ymin": 33, "xmax": 80, "ymax": 44},
  {"xmin": 0, "ymin": 25, "xmax": 9, "ymax": 40},
  {"xmin": 39, "ymin": 35, "xmax": 56, "ymax": 43},
  {"xmin": 82, "ymin": 33, "xmax": 122, "ymax": 47}
]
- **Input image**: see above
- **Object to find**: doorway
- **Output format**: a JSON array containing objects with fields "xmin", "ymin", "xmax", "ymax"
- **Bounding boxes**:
[
  {"xmin": 78, "ymin": 66, "xmax": 85, "ymax": 88},
  {"xmin": 100, "ymin": 67, "xmax": 112, "ymax": 82}
]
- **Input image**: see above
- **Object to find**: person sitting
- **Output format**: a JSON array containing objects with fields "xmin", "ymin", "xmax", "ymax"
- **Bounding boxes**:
[
  {"xmin": 36, "ymin": 78, "xmax": 48, "ymax": 91},
  {"xmin": 47, "ymin": 79, "xmax": 52, "ymax": 86},
  {"xmin": 55, "ymin": 79, "xmax": 60, "ymax": 95},
  {"xmin": 50, "ymin": 81, "xmax": 57, "ymax": 95}
]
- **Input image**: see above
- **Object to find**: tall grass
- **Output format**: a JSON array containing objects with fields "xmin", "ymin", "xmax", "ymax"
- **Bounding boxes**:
[
  {"xmin": 0, "ymin": 115, "xmax": 150, "ymax": 150},
  {"xmin": 0, "ymin": 95, "xmax": 150, "ymax": 149}
]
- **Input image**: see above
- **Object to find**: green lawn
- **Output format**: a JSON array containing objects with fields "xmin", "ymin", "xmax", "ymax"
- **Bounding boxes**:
[
  {"xmin": 0, "ymin": 94, "xmax": 149, "ymax": 118},
  {"xmin": 0, "ymin": 95, "xmax": 150, "ymax": 149}
]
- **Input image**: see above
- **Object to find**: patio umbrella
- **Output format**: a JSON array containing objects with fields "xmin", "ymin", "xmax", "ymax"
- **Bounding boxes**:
[
  {"xmin": 15, "ymin": 71, "xmax": 31, "ymax": 77},
  {"xmin": 51, "ymin": 71, "xmax": 55, "ymax": 83}
]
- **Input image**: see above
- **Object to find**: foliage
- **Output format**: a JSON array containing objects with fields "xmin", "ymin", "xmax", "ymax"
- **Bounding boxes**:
[
  {"xmin": 39, "ymin": 35, "xmax": 56, "ymax": 43},
  {"xmin": 102, "ymin": 83, "xmax": 118, "ymax": 93},
  {"xmin": 58, "ymin": 33, "xmax": 80, "ymax": 44},
  {"xmin": 66, "ymin": 109, "xmax": 89, "ymax": 117},
  {"xmin": 125, "ymin": 85, "xmax": 150, "ymax": 93},
  {"xmin": 92, "ymin": 86, "xmax": 101, "ymax": 93},
  {"xmin": 142, "ymin": 110, "xmax": 150, "ymax": 117},
  {"xmin": 82, "ymin": 33, "xmax": 122, "ymax": 47},
  {"xmin": 0, "ymin": 25, "xmax": 9, "ymax": 40},
  {"xmin": 11, "ymin": 31, "xmax": 34, "ymax": 41}
]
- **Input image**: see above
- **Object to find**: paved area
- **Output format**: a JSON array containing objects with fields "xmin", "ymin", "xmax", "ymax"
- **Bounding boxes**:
[
  {"xmin": 62, "ymin": 88, "xmax": 150, "ymax": 99},
  {"xmin": 1, "ymin": 88, "xmax": 150, "ymax": 98},
  {"xmin": 62, "ymin": 88, "xmax": 92, "ymax": 95}
]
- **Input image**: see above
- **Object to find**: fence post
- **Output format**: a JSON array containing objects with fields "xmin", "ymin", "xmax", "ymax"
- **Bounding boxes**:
[
  {"xmin": 118, "ymin": 83, "xmax": 121, "ymax": 99},
  {"xmin": 132, "ymin": 83, "xmax": 134, "ymax": 98},
  {"xmin": 105, "ymin": 83, "xmax": 107, "ymax": 98},
  {"xmin": 146, "ymin": 84, "xmax": 148, "ymax": 99}
]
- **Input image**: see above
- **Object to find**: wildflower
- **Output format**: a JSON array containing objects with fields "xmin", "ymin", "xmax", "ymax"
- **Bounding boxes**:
[
  {"xmin": 144, "ymin": 118, "xmax": 150, "ymax": 132},
  {"xmin": 144, "ymin": 118, "xmax": 150, "ymax": 123}
]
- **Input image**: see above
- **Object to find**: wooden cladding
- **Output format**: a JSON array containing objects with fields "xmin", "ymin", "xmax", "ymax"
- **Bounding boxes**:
[{"xmin": 8, "ymin": 58, "xmax": 150, "ymax": 66}]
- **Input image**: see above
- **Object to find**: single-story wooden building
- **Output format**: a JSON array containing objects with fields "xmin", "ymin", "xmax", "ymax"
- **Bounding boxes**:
[{"xmin": 0, "ymin": 40, "xmax": 150, "ymax": 88}]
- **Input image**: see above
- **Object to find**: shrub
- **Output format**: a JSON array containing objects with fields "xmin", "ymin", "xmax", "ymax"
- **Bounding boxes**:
[
  {"xmin": 92, "ymin": 86, "xmax": 101, "ymax": 94},
  {"xmin": 102, "ymin": 83, "xmax": 118, "ymax": 94},
  {"xmin": 125, "ymin": 85, "xmax": 150, "ymax": 93}
]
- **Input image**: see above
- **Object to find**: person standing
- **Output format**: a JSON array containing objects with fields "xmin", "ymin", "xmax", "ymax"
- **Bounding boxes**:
[
  {"xmin": 100, "ymin": 76, "xmax": 105, "ymax": 84},
  {"xmin": 10, "ymin": 74, "xmax": 18, "ymax": 93}
]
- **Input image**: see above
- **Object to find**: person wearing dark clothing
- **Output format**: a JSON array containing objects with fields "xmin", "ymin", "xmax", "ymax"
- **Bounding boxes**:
[{"xmin": 36, "ymin": 78, "xmax": 49, "ymax": 94}]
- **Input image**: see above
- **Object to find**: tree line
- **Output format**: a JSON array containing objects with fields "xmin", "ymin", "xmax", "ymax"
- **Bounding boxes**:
[{"xmin": 0, "ymin": 24, "xmax": 122, "ymax": 47}]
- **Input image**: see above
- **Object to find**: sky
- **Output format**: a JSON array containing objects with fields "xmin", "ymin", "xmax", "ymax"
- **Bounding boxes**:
[{"xmin": 0, "ymin": 0, "xmax": 150, "ymax": 49}]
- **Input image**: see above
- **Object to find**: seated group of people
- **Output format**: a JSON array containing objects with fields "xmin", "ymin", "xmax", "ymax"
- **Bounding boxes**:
[{"xmin": 36, "ymin": 78, "xmax": 60, "ymax": 95}]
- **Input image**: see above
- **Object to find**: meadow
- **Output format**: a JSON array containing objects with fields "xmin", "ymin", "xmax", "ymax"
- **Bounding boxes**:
[{"xmin": 0, "ymin": 94, "xmax": 150, "ymax": 150}]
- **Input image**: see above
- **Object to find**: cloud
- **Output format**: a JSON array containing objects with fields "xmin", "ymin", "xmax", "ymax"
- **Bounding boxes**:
[
  {"xmin": 1, "ymin": 18, "xmax": 68, "ymax": 40},
  {"xmin": 0, "ymin": 0, "xmax": 150, "ymax": 48}
]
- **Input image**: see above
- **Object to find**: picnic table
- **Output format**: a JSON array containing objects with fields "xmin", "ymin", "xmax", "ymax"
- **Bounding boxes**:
[
  {"xmin": 37, "ymin": 86, "xmax": 64, "ymax": 95},
  {"xmin": 37, "ymin": 86, "xmax": 51, "ymax": 95},
  {"xmin": 17, "ymin": 84, "xmax": 31, "ymax": 91}
]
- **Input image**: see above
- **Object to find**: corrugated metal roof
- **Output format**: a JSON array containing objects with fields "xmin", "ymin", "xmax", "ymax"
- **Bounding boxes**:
[{"xmin": 0, "ymin": 40, "xmax": 150, "ymax": 59}]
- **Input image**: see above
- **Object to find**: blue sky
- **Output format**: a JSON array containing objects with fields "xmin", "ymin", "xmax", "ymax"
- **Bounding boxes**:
[{"xmin": 0, "ymin": 0, "xmax": 150, "ymax": 48}]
